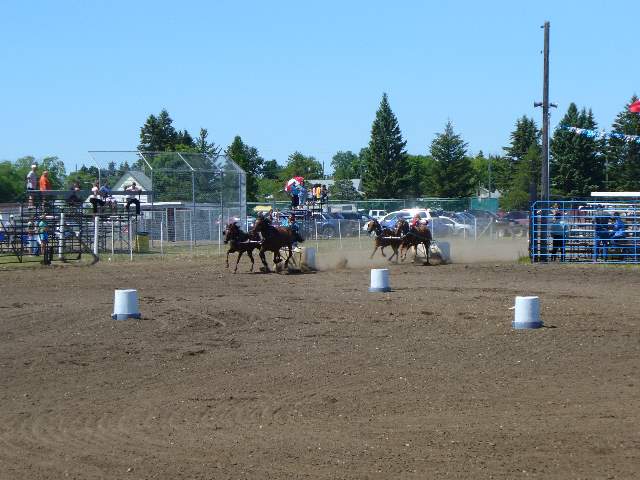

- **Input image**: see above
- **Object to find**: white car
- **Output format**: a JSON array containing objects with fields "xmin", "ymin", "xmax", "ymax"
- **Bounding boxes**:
[
  {"xmin": 379, "ymin": 208, "xmax": 435, "ymax": 230},
  {"xmin": 368, "ymin": 209, "xmax": 388, "ymax": 220}
]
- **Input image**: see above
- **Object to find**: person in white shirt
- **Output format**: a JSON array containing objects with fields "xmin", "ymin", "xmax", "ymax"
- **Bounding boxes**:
[
  {"xmin": 125, "ymin": 182, "xmax": 141, "ymax": 215},
  {"xmin": 89, "ymin": 182, "xmax": 105, "ymax": 214},
  {"xmin": 26, "ymin": 165, "xmax": 37, "ymax": 207}
]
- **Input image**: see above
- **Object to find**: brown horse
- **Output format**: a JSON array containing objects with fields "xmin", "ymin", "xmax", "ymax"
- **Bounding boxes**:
[
  {"xmin": 366, "ymin": 219, "xmax": 402, "ymax": 262},
  {"xmin": 223, "ymin": 222, "xmax": 261, "ymax": 273},
  {"xmin": 252, "ymin": 217, "xmax": 300, "ymax": 272},
  {"xmin": 396, "ymin": 218, "xmax": 432, "ymax": 263}
]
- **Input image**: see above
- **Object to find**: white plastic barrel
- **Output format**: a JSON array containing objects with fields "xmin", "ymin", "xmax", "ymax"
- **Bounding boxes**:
[
  {"xmin": 435, "ymin": 241, "xmax": 451, "ymax": 262},
  {"xmin": 513, "ymin": 296, "xmax": 542, "ymax": 329},
  {"xmin": 303, "ymin": 247, "xmax": 316, "ymax": 269},
  {"xmin": 369, "ymin": 268, "xmax": 391, "ymax": 292},
  {"xmin": 112, "ymin": 289, "xmax": 141, "ymax": 320}
]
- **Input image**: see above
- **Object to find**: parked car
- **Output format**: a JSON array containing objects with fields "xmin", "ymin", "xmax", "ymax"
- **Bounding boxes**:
[
  {"xmin": 368, "ymin": 209, "xmax": 388, "ymax": 220},
  {"xmin": 498, "ymin": 210, "xmax": 529, "ymax": 237},
  {"xmin": 311, "ymin": 211, "xmax": 344, "ymax": 238},
  {"xmin": 338, "ymin": 211, "xmax": 374, "ymax": 236},
  {"xmin": 504, "ymin": 210, "xmax": 529, "ymax": 227},
  {"xmin": 437, "ymin": 215, "xmax": 474, "ymax": 236},
  {"xmin": 380, "ymin": 209, "xmax": 435, "ymax": 230}
]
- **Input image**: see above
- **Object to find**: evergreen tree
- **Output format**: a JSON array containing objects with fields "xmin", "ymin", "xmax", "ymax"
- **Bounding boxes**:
[
  {"xmin": 550, "ymin": 103, "xmax": 604, "ymax": 197},
  {"xmin": 176, "ymin": 129, "xmax": 195, "ymax": 149},
  {"xmin": 195, "ymin": 128, "xmax": 221, "ymax": 157},
  {"xmin": 138, "ymin": 109, "xmax": 178, "ymax": 151},
  {"xmin": 500, "ymin": 145, "xmax": 540, "ymax": 210},
  {"xmin": 504, "ymin": 116, "xmax": 540, "ymax": 169},
  {"xmin": 607, "ymin": 95, "xmax": 640, "ymax": 190},
  {"xmin": 362, "ymin": 93, "xmax": 410, "ymax": 197},
  {"xmin": 225, "ymin": 136, "xmax": 265, "ymax": 202},
  {"xmin": 501, "ymin": 116, "xmax": 541, "ymax": 203},
  {"xmin": 430, "ymin": 121, "xmax": 473, "ymax": 197}
]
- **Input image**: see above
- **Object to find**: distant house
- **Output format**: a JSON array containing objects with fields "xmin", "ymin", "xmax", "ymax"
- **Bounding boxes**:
[
  {"xmin": 306, "ymin": 178, "xmax": 363, "ymax": 194},
  {"xmin": 112, "ymin": 171, "xmax": 152, "ymax": 203},
  {"xmin": 477, "ymin": 187, "xmax": 501, "ymax": 199}
]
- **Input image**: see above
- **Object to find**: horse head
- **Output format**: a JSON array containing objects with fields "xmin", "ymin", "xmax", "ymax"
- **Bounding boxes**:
[
  {"xmin": 224, "ymin": 222, "xmax": 240, "ymax": 244},
  {"xmin": 367, "ymin": 219, "xmax": 382, "ymax": 236}
]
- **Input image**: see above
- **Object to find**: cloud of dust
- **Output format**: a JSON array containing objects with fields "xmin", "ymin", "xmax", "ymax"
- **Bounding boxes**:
[{"xmin": 308, "ymin": 237, "xmax": 528, "ymax": 270}]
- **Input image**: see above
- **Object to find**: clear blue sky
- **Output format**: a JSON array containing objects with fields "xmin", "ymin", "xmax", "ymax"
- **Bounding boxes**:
[{"xmin": 1, "ymin": 0, "xmax": 638, "ymax": 173}]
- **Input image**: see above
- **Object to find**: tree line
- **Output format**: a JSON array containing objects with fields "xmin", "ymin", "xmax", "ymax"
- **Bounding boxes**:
[{"xmin": 2, "ymin": 94, "xmax": 639, "ymax": 208}]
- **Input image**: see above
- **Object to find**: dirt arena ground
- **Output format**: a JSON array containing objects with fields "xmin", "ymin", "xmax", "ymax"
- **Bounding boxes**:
[{"xmin": 1, "ymin": 240, "xmax": 639, "ymax": 479}]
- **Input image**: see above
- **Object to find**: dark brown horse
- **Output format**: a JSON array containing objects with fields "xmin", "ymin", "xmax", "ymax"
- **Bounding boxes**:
[
  {"xmin": 223, "ymin": 222, "xmax": 261, "ymax": 273},
  {"xmin": 366, "ymin": 219, "xmax": 402, "ymax": 262},
  {"xmin": 252, "ymin": 217, "xmax": 300, "ymax": 272},
  {"xmin": 396, "ymin": 218, "xmax": 432, "ymax": 263}
]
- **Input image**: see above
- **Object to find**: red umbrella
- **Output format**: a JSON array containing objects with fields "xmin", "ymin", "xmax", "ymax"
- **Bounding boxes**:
[
  {"xmin": 629, "ymin": 100, "xmax": 640, "ymax": 113},
  {"xmin": 284, "ymin": 177, "xmax": 304, "ymax": 192}
]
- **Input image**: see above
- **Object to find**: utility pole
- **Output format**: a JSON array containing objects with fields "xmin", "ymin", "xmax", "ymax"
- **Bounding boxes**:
[
  {"xmin": 534, "ymin": 21, "xmax": 556, "ymax": 261},
  {"xmin": 541, "ymin": 21, "xmax": 550, "ymax": 202}
]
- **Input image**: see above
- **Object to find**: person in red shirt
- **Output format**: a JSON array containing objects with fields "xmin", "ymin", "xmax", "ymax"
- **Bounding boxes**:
[{"xmin": 410, "ymin": 213, "xmax": 421, "ymax": 229}]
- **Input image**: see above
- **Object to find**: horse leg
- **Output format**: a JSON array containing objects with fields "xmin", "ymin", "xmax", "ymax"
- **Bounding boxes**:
[
  {"xmin": 259, "ymin": 248, "xmax": 270, "ymax": 272},
  {"xmin": 226, "ymin": 250, "xmax": 230, "ymax": 269},
  {"xmin": 247, "ymin": 250, "xmax": 255, "ymax": 272},
  {"xmin": 424, "ymin": 242, "xmax": 431, "ymax": 265},
  {"xmin": 283, "ymin": 245, "xmax": 293, "ymax": 268},
  {"xmin": 388, "ymin": 245, "xmax": 397, "ymax": 263},
  {"xmin": 234, "ymin": 251, "xmax": 244, "ymax": 273},
  {"xmin": 370, "ymin": 245, "xmax": 378, "ymax": 259}
]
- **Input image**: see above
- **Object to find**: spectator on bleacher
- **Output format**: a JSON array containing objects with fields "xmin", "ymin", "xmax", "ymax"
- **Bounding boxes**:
[
  {"xmin": 89, "ymin": 181, "xmax": 105, "ymax": 214},
  {"xmin": 298, "ymin": 183, "xmax": 307, "ymax": 208},
  {"xmin": 290, "ymin": 183, "xmax": 300, "ymax": 209},
  {"xmin": 320, "ymin": 185, "xmax": 328, "ymax": 205},
  {"xmin": 26, "ymin": 164, "xmax": 38, "ymax": 208},
  {"xmin": 125, "ymin": 182, "xmax": 141, "ymax": 215},
  {"xmin": 38, "ymin": 170, "xmax": 52, "ymax": 208},
  {"xmin": 26, "ymin": 164, "xmax": 37, "ymax": 191},
  {"xmin": 66, "ymin": 179, "xmax": 82, "ymax": 205},
  {"xmin": 99, "ymin": 181, "xmax": 117, "ymax": 210},
  {"xmin": 38, "ymin": 171, "xmax": 51, "ymax": 191}
]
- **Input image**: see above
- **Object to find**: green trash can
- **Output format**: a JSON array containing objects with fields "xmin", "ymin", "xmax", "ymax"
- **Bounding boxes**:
[{"xmin": 135, "ymin": 232, "xmax": 149, "ymax": 253}]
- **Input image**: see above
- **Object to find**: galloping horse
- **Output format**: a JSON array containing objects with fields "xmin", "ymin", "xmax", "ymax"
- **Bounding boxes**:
[
  {"xmin": 252, "ymin": 217, "xmax": 301, "ymax": 272},
  {"xmin": 366, "ymin": 219, "xmax": 402, "ymax": 262},
  {"xmin": 396, "ymin": 218, "xmax": 432, "ymax": 264},
  {"xmin": 223, "ymin": 222, "xmax": 261, "ymax": 273}
]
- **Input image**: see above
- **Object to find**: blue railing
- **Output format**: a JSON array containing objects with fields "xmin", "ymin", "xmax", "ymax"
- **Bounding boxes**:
[{"xmin": 530, "ymin": 200, "xmax": 640, "ymax": 263}]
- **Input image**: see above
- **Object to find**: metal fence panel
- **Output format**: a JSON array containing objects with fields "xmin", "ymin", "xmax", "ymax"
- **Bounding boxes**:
[{"xmin": 531, "ymin": 200, "xmax": 640, "ymax": 263}]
